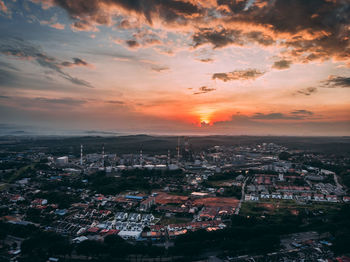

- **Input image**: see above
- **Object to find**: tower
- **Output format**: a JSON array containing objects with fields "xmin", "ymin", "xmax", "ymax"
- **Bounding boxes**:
[
  {"xmin": 139, "ymin": 148, "xmax": 143, "ymax": 166},
  {"xmin": 177, "ymin": 137, "xmax": 180, "ymax": 163},
  {"xmin": 102, "ymin": 143, "xmax": 105, "ymax": 168},
  {"xmin": 167, "ymin": 149, "xmax": 170, "ymax": 166},
  {"xmin": 80, "ymin": 144, "xmax": 83, "ymax": 166}
]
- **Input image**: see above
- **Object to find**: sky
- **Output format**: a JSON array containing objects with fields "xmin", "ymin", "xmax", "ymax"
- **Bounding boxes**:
[{"xmin": 0, "ymin": 0, "xmax": 349, "ymax": 136}]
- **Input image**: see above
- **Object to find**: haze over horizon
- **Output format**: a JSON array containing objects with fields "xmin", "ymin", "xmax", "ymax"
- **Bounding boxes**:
[{"xmin": 0, "ymin": 0, "xmax": 349, "ymax": 136}]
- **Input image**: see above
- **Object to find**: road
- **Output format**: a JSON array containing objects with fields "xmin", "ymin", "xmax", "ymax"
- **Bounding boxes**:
[
  {"xmin": 333, "ymin": 173, "xmax": 342, "ymax": 190},
  {"xmin": 235, "ymin": 177, "xmax": 248, "ymax": 215}
]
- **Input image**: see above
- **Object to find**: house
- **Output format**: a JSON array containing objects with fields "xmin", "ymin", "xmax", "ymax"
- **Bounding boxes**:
[
  {"xmin": 115, "ymin": 212, "xmax": 128, "ymax": 221},
  {"xmin": 343, "ymin": 196, "xmax": 350, "ymax": 202},
  {"xmin": 245, "ymin": 194, "xmax": 252, "ymax": 201},
  {"xmin": 271, "ymin": 193, "xmax": 282, "ymax": 199},
  {"xmin": 73, "ymin": 236, "xmax": 88, "ymax": 243},
  {"xmin": 128, "ymin": 213, "xmax": 141, "ymax": 222},
  {"xmin": 10, "ymin": 195, "xmax": 24, "ymax": 202},
  {"xmin": 141, "ymin": 214, "xmax": 154, "ymax": 223},
  {"xmin": 283, "ymin": 193, "xmax": 293, "ymax": 200},
  {"xmin": 314, "ymin": 194, "xmax": 325, "ymax": 201},
  {"xmin": 260, "ymin": 193, "xmax": 270, "ymax": 199},
  {"xmin": 326, "ymin": 195, "xmax": 338, "ymax": 202},
  {"xmin": 300, "ymin": 193, "xmax": 312, "ymax": 201},
  {"xmin": 250, "ymin": 194, "xmax": 259, "ymax": 201},
  {"xmin": 245, "ymin": 194, "xmax": 259, "ymax": 201},
  {"xmin": 198, "ymin": 207, "xmax": 219, "ymax": 221}
]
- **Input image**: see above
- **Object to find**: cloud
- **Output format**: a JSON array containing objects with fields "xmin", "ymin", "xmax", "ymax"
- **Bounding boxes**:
[
  {"xmin": 192, "ymin": 28, "xmax": 275, "ymax": 49},
  {"xmin": 321, "ymin": 75, "xmax": 350, "ymax": 88},
  {"xmin": 193, "ymin": 28, "xmax": 244, "ymax": 48},
  {"xmin": 70, "ymin": 20, "xmax": 99, "ymax": 32},
  {"xmin": 49, "ymin": 22, "xmax": 65, "ymax": 30},
  {"xmin": 272, "ymin": 59, "xmax": 292, "ymax": 70},
  {"xmin": 125, "ymin": 39, "xmax": 140, "ymax": 49},
  {"xmin": 296, "ymin": 87, "xmax": 318, "ymax": 96},
  {"xmin": 61, "ymin": 57, "xmax": 91, "ymax": 67},
  {"xmin": 0, "ymin": 37, "xmax": 93, "ymax": 87},
  {"xmin": 151, "ymin": 65, "xmax": 170, "ymax": 72},
  {"xmin": 251, "ymin": 111, "xmax": 314, "ymax": 120},
  {"xmin": 40, "ymin": 18, "xmax": 65, "ymax": 30},
  {"xmin": 212, "ymin": 113, "xmax": 348, "ymax": 136},
  {"xmin": 197, "ymin": 58, "xmax": 214, "ymax": 63},
  {"xmin": 33, "ymin": 0, "xmax": 349, "ymax": 65},
  {"xmin": 290, "ymin": 110, "xmax": 314, "ymax": 116},
  {"xmin": 212, "ymin": 69, "xmax": 265, "ymax": 82},
  {"xmin": 34, "ymin": 97, "xmax": 86, "ymax": 106},
  {"xmin": 51, "ymin": 0, "xmax": 201, "ymax": 28},
  {"xmin": 0, "ymin": 0, "xmax": 8, "ymax": 14},
  {"xmin": 193, "ymin": 86, "xmax": 216, "ymax": 95},
  {"xmin": 0, "ymin": 67, "xmax": 18, "ymax": 86},
  {"xmin": 106, "ymin": 100, "xmax": 124, "ymax": 105}
]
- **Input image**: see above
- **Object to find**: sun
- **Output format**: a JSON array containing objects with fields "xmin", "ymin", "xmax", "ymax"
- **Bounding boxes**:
[{"xmin": 195, "ymin": 107, "xmax": 215, "ymax": 126}]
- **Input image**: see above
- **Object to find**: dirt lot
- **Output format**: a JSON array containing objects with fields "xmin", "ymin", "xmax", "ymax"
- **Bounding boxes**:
[{"xmin": 193, "ymin": 197, "xmax": 239, "ymax": 208}]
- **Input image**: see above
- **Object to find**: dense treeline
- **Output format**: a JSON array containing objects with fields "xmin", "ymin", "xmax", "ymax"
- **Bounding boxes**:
[
  {"xmin": 1, "ymin": 135, "xmax": 349, "ymax": 156},
  {"xmin": 88, "ymin": 169, "xmax": 183, "ymax": 195}
]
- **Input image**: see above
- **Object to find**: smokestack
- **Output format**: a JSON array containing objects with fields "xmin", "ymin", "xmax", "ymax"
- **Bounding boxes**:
[
  {"xmin": 140, "ymin": 148, "xmax": 143, "ymax": 166},
  {"xmin": 80, "ymin": 144, "xmax": 83, "ymax": 166}
]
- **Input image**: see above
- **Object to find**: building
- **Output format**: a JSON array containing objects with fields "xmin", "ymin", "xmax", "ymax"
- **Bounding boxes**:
[
  {"xmin": 128, "ymin": 213, "xmax": 141, "ymax": 222},
  {"xmin": 314, "ymin": 194, "xmax": 325, "ymax": 201},
  {"xmin": 56, "ymin": 156, "xmax": 68, "ymax": 165},
  {"xmin": 115, "ymin": 212, "xmax": 128, "ymax": 221},
  {"xmin": 326, "ymin": 195, "xmax": 338, "ymax": 202},
  {"xmin": 118, "ymin": 230, "xmax": 141, "ymax": 240}
]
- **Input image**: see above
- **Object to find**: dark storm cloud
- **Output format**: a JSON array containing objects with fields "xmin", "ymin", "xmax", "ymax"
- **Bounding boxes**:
[
  {"xmin": 0, "ymin": 37, "xmax": 93, "ymax": 87},
  {"xmin": 193, "ymin": 86, "xmax": 216, "ymax": 95},
  {"xmin": 212, "ymin": 69, "xmax": 265, "ymax": 82},
  {"xmin": 321, "ymin": 75, "xmax": 350, "ymax": 88},
  {"xmin": 246, "ymin": 0, "xmax": 350, "ymax": 63},
  {"xmin": 272, "ymin": 59, "xmax": 292, "ymax": 70},
  {"xmin": 296, "ymin": 87, "xmax": 318, "ymax": 96},
  {"xmin": 53, "ymin": 0, "xmax": 201, "ymax": 25},
  {"xmin": 43, "ymin": 0, "xmax": 350, "ymax": 64}
]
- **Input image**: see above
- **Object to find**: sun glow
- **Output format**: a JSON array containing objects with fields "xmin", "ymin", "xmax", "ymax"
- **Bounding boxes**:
[{"xmin": 195, "ymin": 107, "xmax": 216, "ymax": 126}]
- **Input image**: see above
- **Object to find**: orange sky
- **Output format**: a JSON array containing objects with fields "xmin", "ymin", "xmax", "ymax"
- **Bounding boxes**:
[{"xmin": 0, "ymin": 0, "xmax": 349, "ymax": 135}]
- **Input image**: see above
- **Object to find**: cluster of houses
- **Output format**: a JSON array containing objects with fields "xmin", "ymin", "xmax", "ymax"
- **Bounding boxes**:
[
  {"xmin": 245, "ymin": 192, "xmax": 350, "ymax": 203},
  {"xmin": 141, "ymin": 220, "xmax": 227, "ymax": 240}
]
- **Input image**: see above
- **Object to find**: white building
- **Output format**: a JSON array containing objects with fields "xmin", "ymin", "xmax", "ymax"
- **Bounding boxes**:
[
  {"xmin": 56, "ymin": 156, "xmax": 68, "ymax": 165},
  {"xmin": 118, "ymin": 230, "xmax": 141, "ymax": 240}
]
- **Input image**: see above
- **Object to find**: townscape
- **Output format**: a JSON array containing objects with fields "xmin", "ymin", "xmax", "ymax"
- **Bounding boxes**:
[{"xmin": 0, "ymin": 135, "xmax": 349, "ymax": 262}]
